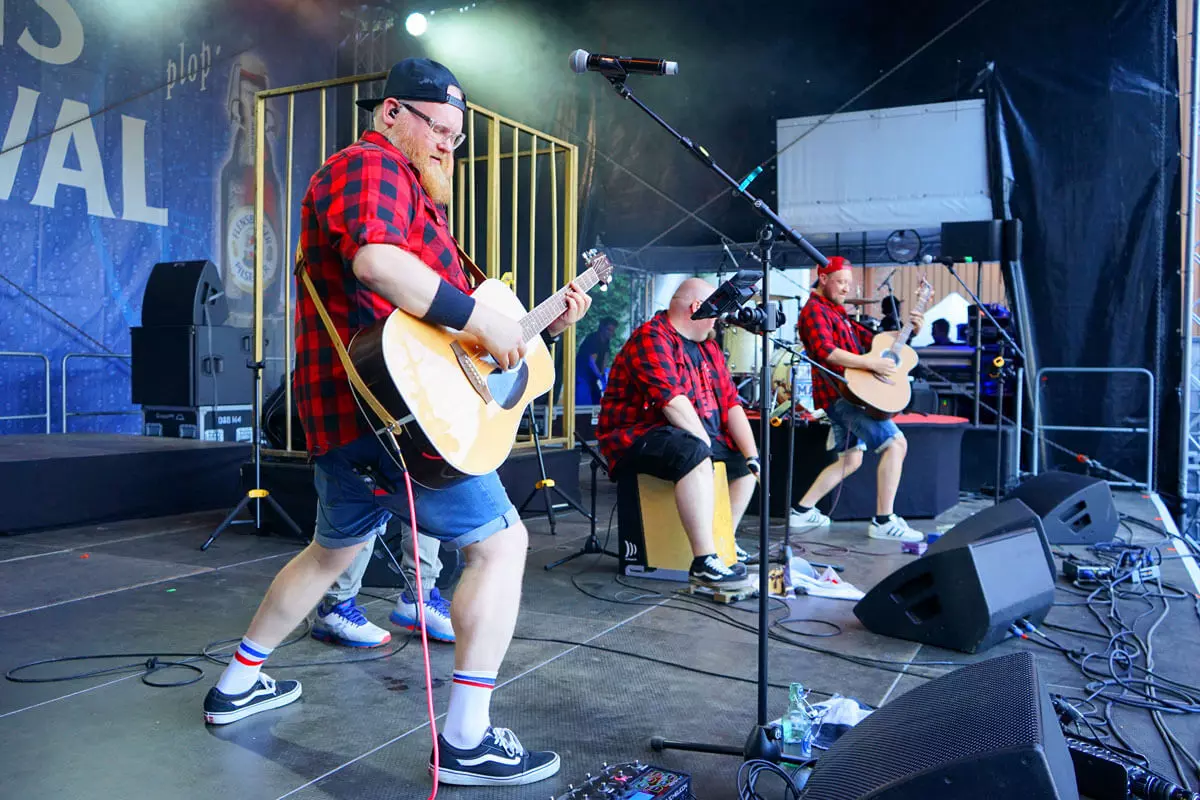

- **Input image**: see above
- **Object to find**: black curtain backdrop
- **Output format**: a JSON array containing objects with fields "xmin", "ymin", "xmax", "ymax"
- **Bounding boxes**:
[{"xmin": 373, "ymin": 0, "xmax": 1182, "ymax": 491}]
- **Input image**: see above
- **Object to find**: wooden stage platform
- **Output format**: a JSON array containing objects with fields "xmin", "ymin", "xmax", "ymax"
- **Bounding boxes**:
[{"xmin": 0, "ymin": 461, "xmax": 1196, "ymax": 799}]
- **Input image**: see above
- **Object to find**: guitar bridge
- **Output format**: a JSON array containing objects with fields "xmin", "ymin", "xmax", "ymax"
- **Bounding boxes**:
[{"xmin": 451, "ymin": 340, "xmax": 494, "ymax": 404}]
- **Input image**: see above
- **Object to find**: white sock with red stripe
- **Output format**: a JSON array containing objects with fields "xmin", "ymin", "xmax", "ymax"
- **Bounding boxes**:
[
  {"xmin": 215, "ymin": 636, "xmax": 273, "ymax": 696},
  {"xmin": 442, "ymin": 670, "xmax": 498, "ymax": 749}
]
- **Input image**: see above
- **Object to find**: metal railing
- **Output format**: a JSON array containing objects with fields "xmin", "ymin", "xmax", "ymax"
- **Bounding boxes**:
[
  {"xmin": 253, "ymin": 71, "xmax": 580, "ymax": 457},
  {"xmin": 61, "ymin": 353, "xmax": 138, "ymax": 432},
  {"xmin": 1033, "ymin": 367, "xmax": 1155, "ymax": 489},
  {"xmin": 0, "ymin": 351, "xmax": 51, "ymax": 433}
]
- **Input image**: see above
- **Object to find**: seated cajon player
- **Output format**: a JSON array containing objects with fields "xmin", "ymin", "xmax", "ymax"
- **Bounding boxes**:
[{"xmin": 597, "ymin": 279, "xmax": 758, "ymax": 587}]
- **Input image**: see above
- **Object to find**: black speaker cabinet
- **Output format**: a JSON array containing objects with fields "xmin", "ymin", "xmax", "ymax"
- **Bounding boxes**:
[
  {"xmin": 803, "ymin": 652, "xmax": 1077, "ymax": 800},
  {"xmin": 928, "ymin": 499, "xmax": 1054, "ymax": 578},
  {"xmin": 131, "ymin": 325, "xmax": 254, "ymax": 407},
  {"xmin": 854, "ymin": 528, "xmax": 1055, "ymax": 653},
  {"xmin": 941, "ymin": 220, "xmax": 1003, "ymax": 262},
  {"xmin": 141, "ymin": 260, "xmax": 228, "ymax": 327},
  {"xmin": 1005, "ymin": 471, "xmax": 1117, "ymax": 546}
]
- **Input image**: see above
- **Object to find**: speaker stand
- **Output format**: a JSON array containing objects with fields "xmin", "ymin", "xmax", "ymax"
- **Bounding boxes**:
[
  {"xmin": 517, "ymin": 405, "xmax": 590, "ymax": 536},
  {"xmin": 545, "ymin": 433, "xmax": 619, "ymax": 571},
  {"xmin": 202, "ymin": 358, "xmax": 302, "ymax": 550}
]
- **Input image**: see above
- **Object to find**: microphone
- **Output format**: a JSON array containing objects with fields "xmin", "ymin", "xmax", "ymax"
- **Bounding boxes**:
[
  {"xmin": 921, "ymin": 254, "xmax": 956, "ymax": 267},
  {"xmin": 875, "ymin": 268, "xmax": 898, "ymax": 291},
  {"xmin": 569, "ymin": 49, "xmax": 679, "ymax": 77}
]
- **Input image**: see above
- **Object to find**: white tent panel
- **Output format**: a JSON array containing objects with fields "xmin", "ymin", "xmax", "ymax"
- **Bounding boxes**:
[{"xmin": 777, "ymin": 100, "xmax": 992, "ymax": 234}]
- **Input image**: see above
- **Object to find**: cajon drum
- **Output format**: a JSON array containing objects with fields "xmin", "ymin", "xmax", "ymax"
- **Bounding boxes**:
[{"xmin": 617, "ymin": 461, "xmax": 738, "ymax": 581}]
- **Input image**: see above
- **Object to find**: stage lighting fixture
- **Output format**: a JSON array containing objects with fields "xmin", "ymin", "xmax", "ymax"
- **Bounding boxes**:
[{"xmin": 406, "ymin": 12, "xmax": 427, "ymax": 36}]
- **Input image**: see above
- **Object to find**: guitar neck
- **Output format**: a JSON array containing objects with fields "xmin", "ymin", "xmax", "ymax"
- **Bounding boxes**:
[
  {"xmin": 520, "ymin": 267, "xmax": 600, "ymax": 342},
  {"xmin": 886, "ymin": 288, "xmax": 933, "ymax": 355}
]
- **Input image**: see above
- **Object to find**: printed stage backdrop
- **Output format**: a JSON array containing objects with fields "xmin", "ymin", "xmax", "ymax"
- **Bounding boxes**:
[{"xmin": 0, "ymin": 0, "xmax": 338, "ymax": 434}]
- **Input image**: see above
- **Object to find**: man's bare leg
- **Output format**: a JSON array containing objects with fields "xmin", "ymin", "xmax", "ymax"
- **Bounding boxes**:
[
  {"xmin": 442, "ymin": 522, "xmax": 528, "ymax": 748},
  {"xmin": 244, "ymin": 540, "xmax": 368, "ymax": 646},
  {"xmin": 674, "ymin": 458, "xmax": 716, "ymax": 556},
  {"xmin": 729, "ymin": 473, "xmax": 757, "ymax": 530},
  {"xmin": 875, "ymin": 436, "xmax": 908, "ymax": 516},
  {"xmin": 796, "ymin": 449, "xmax": 864, "ymax": 509}
]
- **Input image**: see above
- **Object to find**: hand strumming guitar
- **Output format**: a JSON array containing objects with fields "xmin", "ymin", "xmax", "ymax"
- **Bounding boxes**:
[
  {"xmin": 466, "ymin": 304, "xmax": 527, "ymax": 370},
  {"xmin": 865, "ymin": 356, "xmax": 897, "ymax": 379}
]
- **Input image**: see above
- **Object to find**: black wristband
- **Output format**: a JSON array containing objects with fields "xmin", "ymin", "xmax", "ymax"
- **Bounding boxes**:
[
  {"xmin": 423, "ymin": 280, "xmax": 476, "ymax": 330},
  {"xmin": 541, "ymin": 329, "xmax": 562, "ymax": 348}
]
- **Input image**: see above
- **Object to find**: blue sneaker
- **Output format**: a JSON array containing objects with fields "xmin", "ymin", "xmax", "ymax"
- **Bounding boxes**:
[
  {"xmin": 312, "ymin": 597, "xmax": 391, "ymax": 648},
  {"xmin": 390, "ymin": 587, "xmax": 455, "ymax": 642}
]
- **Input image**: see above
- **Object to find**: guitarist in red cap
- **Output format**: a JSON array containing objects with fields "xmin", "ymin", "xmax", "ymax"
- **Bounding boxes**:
[{"xmin": 790, "ymin": 257, "xmax": 925, "ymax": 543}]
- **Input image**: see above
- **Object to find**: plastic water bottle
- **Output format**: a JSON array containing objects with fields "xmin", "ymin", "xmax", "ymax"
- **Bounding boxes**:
[{"xmin": 781, "ymin": 682, "xmax": 814, "ymax": 760}]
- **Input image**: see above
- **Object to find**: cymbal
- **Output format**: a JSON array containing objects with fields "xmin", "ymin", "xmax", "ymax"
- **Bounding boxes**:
[{"xmin": 844, "ymin": 297, "xmax": 882, "ymax": 306}]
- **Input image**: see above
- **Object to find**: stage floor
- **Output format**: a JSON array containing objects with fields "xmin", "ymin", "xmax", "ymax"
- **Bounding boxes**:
[{"xmin": 0, "ymin": 476, "xmax": 1197, "ymax": 799}]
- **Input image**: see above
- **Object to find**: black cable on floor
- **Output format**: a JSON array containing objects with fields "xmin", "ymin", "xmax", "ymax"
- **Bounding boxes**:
[{"xmin": 5, "ymin": 618, "xmax": 412, "ymax": 688}]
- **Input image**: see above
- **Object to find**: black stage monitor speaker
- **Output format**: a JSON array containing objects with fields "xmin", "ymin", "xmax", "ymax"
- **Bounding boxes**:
[
  {"xmin": 802, "ymin": 651, "xmax": 1077, "ymax": 800},
  {"xmin": 1005, "ymin": 471, "xmax": 1117, "ymax": 546},
  {"xmin": 928, "ymin": 498, "xmax": 1054, "ymax": 578},
  {"xmin": 141, "ymin": 260, "xmax": 228, "ymax": 327},
  {"xmin": 854, "ymin": 528, "xmax": 1055, "ymax": 653},
  {"xmin": 130, "ymin": 325, "xmax": 253, "ymax": 406},
  {"xmin": 941, "ymin": 220, "xmax": 1002, "ymax": 262}
]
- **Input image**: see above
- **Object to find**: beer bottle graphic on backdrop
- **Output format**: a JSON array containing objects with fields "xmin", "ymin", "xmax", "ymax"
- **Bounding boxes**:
[{"xmin": 218, "ymin": 55, "xmax": 283, "ymax": 329}]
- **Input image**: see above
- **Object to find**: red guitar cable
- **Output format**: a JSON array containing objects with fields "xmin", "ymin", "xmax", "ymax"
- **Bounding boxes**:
[{"xmin": 401, "ymin": 468, "xmax": 439, "ymax": 800}]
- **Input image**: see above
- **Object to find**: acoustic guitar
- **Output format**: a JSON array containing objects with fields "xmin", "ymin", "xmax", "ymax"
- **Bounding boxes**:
[
  {"xmin": 348, "ymin": 249, "xmax": 615, "ymax": 488},
  {"xmin": 840, "ymin": 278, "xmax": 933, "ymax": 418}
]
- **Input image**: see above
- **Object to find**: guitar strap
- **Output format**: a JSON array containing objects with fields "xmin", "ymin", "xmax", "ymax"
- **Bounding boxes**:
[{"xmin": 294, "ymin": 247, "xmax": 404, "ymax": 436}]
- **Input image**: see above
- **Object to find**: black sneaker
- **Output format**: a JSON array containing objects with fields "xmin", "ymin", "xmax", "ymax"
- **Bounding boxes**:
[
  {"xmin": 689, "ymin": 554, "xmax": 749, "ymax": 588},
  {"xmin": 202, "ymin": 674, "xmax": 302, "ymax": 725},
  {"xmin": 431, "ymin": 727, "xmax": 560, "ymax": 786}
]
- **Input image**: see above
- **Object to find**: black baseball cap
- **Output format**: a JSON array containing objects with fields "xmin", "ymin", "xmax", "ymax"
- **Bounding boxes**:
[{"xmin": 356, "ymin": 57, "xmax": 467, "ymax": 112}]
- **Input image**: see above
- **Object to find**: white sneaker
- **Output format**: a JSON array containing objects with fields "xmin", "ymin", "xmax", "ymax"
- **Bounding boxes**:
[
  {"xmin": 789, "ymin": 506, "xmax": 831, "ymax": 530},
  {"xmin": 311, "ymin": 598, "xmax": 391, "ymax": 648},
  {"xmin": 868, "ymin": 515, "xmax": 925, "ymax": 543},
  {"xmin": 390, "ymin": 587, "xmax": 456, "ymax": 642}
]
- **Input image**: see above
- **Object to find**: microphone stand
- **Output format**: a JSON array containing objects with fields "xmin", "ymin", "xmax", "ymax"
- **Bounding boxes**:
[
  {"xmin": 598, "ymin": 72, "xmax": 828, "ymax": 765},
  {"xmin": 939, "ymin": 260, "xmax": 1025, "ymax": 501}
]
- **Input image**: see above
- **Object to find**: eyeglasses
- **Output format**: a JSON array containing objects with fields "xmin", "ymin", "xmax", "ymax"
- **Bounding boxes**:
[{"xmin": 399, "ymin": 102, "xmax": 466, "ymax": 149}]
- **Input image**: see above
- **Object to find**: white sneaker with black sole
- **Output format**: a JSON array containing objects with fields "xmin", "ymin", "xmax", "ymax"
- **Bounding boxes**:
[
  {"xmin": 202, "ymin": 673, "xmax": 302, "ymax": 725},
  {"xmin": 688, "ymin": 554, "xmax": 749, "ymax": 588},
  {"xmin": 431, "ymin": 727, "xmax": 560, "ymax": 786},
  {"xmin": 789, "ymin": 506, "xmax": 831, "ymax": 530},
  {"xmin": 868, "ymin": 515, "xmax": 924, "ymax": 543}
]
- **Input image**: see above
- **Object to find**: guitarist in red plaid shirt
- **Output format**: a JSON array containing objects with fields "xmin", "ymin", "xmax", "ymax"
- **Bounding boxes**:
[
  {"xmin": 598, "ymin": 278, "xmax": 760, "ymax": 588},
  {"xmin": 790, "ymin": 257, "xmax": 924, "ymax": 543}
]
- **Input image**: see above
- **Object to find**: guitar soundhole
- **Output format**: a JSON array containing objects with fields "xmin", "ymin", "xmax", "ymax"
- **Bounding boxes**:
[{"xmin": 484, "ymin": 361, "xmax": 530, "ymax": 409}]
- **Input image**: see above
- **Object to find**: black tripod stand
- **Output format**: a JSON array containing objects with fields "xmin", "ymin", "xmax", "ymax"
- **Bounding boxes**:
[
  {"xmin": 517, "ymin": 404, "xmax": 591, "ymax": 536},
  {"xmin": 544, "ymin": 432, "xmax": 619, "ymax": 571},
  {"xmin": 591, "ymin": 65, "xmax": 831, "ymax": 765},
  {"xmin": 937, "ymin": 258, "xmax": 1025, "ymax": 503},
  {"xmin": 202, "ymin": 358, "xmax": 302, "ymax": 550}
]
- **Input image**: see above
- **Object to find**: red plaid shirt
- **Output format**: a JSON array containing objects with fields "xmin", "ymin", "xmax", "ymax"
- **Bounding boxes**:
[
  {"xmin": 597, "ymin": 311, "xmax": 741, "ymax": 470},
  {"xmin": 295, "ymin": 130, "xmax": 468, "ymax": 456},
  {"xmin": 797, "ymin": 291, "xmax": 874, "ymax": 411}
]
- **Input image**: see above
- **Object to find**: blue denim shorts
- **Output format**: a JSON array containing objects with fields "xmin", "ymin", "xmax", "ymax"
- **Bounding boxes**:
[
  {"xmin": 825, "ymin": 399, "xmax": 904, "ymax": 454},
  {"xmin": 312, "ymin": 434, "xmax": 519, "ymax": 551}
]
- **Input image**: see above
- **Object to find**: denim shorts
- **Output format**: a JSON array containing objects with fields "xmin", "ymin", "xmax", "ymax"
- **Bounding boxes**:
[
  {"xmin": 825, "ymin": 399, "xmax": 904, "ymax": 454},
  {"xmin": 312, "ymin": 434, "xmax": 520, "ymax": 551}
]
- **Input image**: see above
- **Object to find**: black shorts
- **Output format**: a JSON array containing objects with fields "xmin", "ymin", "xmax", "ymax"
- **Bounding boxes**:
[{"xmin": 616, "ymin": 426, "xmax": 750, "ymax": 483}]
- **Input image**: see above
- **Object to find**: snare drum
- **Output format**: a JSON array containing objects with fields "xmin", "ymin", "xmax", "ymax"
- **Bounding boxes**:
[{"xmin": 722, "ymin": 326, "xmax": 759, "ymax": 374}]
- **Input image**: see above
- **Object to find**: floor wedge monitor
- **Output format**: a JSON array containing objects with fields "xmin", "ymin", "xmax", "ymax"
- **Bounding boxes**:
[
  {"xmin": 854, "ymin": 527, "xmax": 1055, "ymax": 653},
  {"xmin": 803, "ymin": 651, "xmax": 1077, "ymax": 800}
]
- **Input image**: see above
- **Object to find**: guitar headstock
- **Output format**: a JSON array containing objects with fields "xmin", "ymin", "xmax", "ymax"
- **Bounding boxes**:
[
  {"xmin": 582, "ymin": 248, "xmax": 616, "ymax": 291},
  {"xmin": 915, "ymin": 275, "xmax": 934, "ymax": 311}
]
